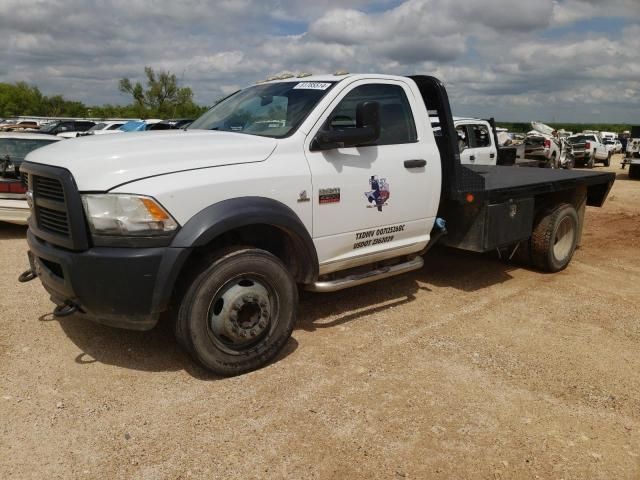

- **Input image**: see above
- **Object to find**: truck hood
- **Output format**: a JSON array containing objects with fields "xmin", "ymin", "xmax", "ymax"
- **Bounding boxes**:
[{"xmin": 25, "ymin": 130, "xmax": 278, "ymax": 191}]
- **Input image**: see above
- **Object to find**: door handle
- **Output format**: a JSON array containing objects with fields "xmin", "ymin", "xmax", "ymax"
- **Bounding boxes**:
[
  {"xmin": 404, "ymin": 159, "xmax": 427, "ymax": 168},
  {"xmin": 469, "ymin": 155, "xmax": 476, "ymax": 161},
  {"xmin": 490, "ymin": 153, "xmax": 495, "ymax": 158}
]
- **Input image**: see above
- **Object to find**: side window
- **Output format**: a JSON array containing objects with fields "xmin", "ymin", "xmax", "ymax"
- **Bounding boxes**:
[
  {"xmin": 471, "ymin": 124, "xmax": 491, "ymax": 148},
  {"xmin": 326, "ymin": 83, "xmax": 417, "ymax": 146},
  {"xmin": 456, "ymin": 125, "xmax": 469, "ymax": 152}
]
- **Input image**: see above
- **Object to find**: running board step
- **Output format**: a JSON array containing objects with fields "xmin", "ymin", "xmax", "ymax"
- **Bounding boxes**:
[{"xmin": 305, "ymin": 256, "xmax": 424, "ymax": 293}]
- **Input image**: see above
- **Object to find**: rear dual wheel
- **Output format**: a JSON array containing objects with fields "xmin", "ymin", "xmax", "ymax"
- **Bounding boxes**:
[
  {"xmin": 531, "ymin": 203, "xmax": 579, "ymax": 272},
  {"xmin": 510, "ymin": 203, "xmax": 579, "ymax": 272},
  {"xmin": 176, "ymin": 248, "xmax": 297, "ymax": 376}
]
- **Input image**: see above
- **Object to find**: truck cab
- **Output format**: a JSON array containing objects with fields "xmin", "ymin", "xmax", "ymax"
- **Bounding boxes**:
[
  {"xmin": 622, "ymin": 125, "xmax": 640, "ymax": 179},
  {"xmin": 454, "ymin": 117, "xmax": 498, "ymax": 166},
  {"xmin": 20, "ymin": 73, "xmax": 615, "ymax": 376}
]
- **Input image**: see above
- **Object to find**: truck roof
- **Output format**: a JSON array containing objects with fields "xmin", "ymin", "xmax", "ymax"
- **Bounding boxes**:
[
  {"xmin": 256, "ymin": 73, "xmax": 412, "ymax": 85},
  {"xmin": 452, "ymin": 116, "xmax": 486, "ymax": 123}
]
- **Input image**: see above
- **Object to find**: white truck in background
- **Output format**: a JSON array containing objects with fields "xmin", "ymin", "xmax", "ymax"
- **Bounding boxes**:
[
  {"xmin": 454, "ymin": 117, "xmax": 498, "ymax": 166},
  {"xmin": 622, "ymin": 125, "xmax": 640, "ymax": 179},
  {"xmin": 566, "ymin": 133, "xmax": 611, "ymax": 168}
]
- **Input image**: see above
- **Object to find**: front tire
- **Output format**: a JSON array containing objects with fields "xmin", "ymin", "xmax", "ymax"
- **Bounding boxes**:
[
  {"xmin": 630, "ymin": 164, "xmax": 640, "ymax": 180},
  {"xmin": 531, "ymin": 204, "xmax": 579, "ymax": 272},
  {"xmin": 604, "ymin": 152, "xmax": 611, "ymax": 167},
  {"xmin": 176, "ymin": 248, "xmax": 298, "ymax": 376}
]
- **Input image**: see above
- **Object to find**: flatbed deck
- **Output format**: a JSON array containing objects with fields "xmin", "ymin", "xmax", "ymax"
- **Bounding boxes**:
[{"xmin": 467, "ymin": 165, "xmax": 615, "ymax": 205}]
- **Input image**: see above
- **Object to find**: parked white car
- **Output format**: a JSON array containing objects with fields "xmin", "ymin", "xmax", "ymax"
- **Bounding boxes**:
[
  {"xmin": 82, "ymin": 121, "xmax": 127, "ymax": 136},
  {"xmin": 600, "ymin": 131, "xmax": 617, "ymax": 142},
  {"xmin": 613, "ymin": 139, "xmax": 623, "ymax": 153},
  {"xmin": 602, "ymin": 138, "xmax": 622, "ymax": 154},
  {"xmin": 0, "ymin": 133, "xmax": 62, "ymax": 224}
]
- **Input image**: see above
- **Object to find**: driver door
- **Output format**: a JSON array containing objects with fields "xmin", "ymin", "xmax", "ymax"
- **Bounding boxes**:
[{"xmin": 304, "ymin": 80, "xmax": 439, "ymax": 273}]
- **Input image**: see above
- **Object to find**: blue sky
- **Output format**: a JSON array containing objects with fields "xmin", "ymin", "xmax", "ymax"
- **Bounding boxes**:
[{"xmin": 0, "ymin": 0, "xmax": 638, "ymax": 122}]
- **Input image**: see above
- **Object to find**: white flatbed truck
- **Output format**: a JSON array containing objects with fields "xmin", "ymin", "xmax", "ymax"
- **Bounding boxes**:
[{"xmin": 20, "ymin": 74, "xmax": 614, "ymax": 375}]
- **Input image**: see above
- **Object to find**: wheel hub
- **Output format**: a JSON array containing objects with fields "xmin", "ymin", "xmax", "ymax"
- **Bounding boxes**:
[
  {"xmin": 553, "ymin": 216, "xmax": 575, "ymax": 261},
  {"xmin": 210, "ymin": 280, "xmax": 271, "ymax": 344}
]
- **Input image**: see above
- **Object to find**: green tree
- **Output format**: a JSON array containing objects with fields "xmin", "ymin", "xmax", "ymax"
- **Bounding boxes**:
[
  {"xmin": 0, "ymin": 82, "xmax": 44, "ymax": 117},
  {"xmin": 119, "ymin": 66, "xmax": 198, "ymax": 117}
]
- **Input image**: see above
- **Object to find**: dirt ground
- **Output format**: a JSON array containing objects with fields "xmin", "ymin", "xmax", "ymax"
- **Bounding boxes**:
[{"xmin": 1, "ymin": 154, "xmax": 639, "ymax": 479}]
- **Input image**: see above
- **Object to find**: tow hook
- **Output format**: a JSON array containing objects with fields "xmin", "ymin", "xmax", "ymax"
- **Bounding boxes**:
[
  {"xmin": 18, "ymin": 269, "xmax": 37, "ymax": 283},
  {"xmin": 19, "ymin": 251, "xmax": 38, "ymax": 283},
  {"xmin": 53, "ymin": 303, "xmax": 79, "ymax": 318}
]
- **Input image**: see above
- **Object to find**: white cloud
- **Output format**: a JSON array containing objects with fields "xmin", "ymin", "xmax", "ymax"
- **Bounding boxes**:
[{"xmin": 0, "ymin": 0, "xmax": 638, "ymax": 121}]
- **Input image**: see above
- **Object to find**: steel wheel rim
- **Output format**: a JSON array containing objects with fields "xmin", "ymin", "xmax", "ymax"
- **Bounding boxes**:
[
  {"xmin": 553, "ymin": 216, "xmax": 575, "ymax": 261},
  {"xmin": 206, "ymin": 274, "xmax": 278, "ymax": 355}
]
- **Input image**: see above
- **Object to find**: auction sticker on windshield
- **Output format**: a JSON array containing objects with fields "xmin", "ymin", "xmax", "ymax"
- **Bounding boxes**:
[{"xmin": 293, "ymin": 82, "xmax": 332, "ymax": 90}]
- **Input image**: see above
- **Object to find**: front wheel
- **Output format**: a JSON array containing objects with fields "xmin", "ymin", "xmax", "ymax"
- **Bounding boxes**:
[
  {"xmin": 531, "ymin": 204, "xmax": 579, "ymax": 272},
  {"xmin": 176, "ymin": 248, "xmax": 298, "ymax": 376},
  {"xmin": 630, "ymin": 164, "xmax": 640, "ymax": 180},
  {"xmin": 604, "ymin": 152, "xmax": 611, "ymax": 167}
]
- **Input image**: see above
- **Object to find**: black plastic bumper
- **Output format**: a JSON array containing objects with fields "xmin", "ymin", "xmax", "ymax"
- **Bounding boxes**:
[{"xmin": 27, "ymin": 230, "xmax": 189, "ymax": 330}]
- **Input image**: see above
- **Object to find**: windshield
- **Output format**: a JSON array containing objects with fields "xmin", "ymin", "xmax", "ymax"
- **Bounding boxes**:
[
  {"xmin": 188, "ymin": 81, "xmax": 337, "ymax": 138},
  {"xmin": 39, "ymin": 122, "xmax": 60, "ymax": 133},
  {"xmin": 119, "ymin": 121, "xmax": 146, "ymax": 132},
  {"xmin": 89, "ymin": 123, "xmax": 107, "ymax": 131}
]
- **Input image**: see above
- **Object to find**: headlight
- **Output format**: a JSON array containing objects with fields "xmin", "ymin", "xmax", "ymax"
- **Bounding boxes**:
[{"xmin": 82, "ymin": 194, "xmax": 178, "ymax": 236}]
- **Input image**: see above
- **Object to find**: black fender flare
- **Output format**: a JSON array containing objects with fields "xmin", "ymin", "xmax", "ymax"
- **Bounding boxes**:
[
  {"xmin": 152, "ymin": 197, "xmax": 317, "ymax": 314},
  {"xmin": 171, "ymin": 196, "xmax": 318, "ymax": 282}
]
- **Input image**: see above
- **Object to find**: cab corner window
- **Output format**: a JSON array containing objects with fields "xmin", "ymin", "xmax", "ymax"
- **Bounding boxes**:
[{"xmin": 326, "ymin": 84, "xmax": 417, "ymax": 146}]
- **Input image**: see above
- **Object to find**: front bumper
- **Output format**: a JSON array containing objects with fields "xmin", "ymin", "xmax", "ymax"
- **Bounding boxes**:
[
  {"xmin": 27, "ymin": 229, "xmax": 188, "ymax": 330},
  {"xmin": 0, "ymin": 199, "xmax": 29, "ymax": 225}
]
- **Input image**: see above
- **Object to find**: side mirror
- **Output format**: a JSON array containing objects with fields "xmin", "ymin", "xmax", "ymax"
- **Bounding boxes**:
[{"xmin": 311, "ymin": 101, "xmax": 380, "ymax": 151}]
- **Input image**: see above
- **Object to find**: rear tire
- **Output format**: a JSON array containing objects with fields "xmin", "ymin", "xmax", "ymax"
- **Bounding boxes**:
[
  {"xmin": 604, "ymin": 152, "xmax": 611, "ymax": 167},
  {"xmin": 564, "ymin": 156, "xmax": 574, "ymax": 169},
  {"xmin": 530, "ymin": 204, "xmax": 579, "ymax": 272},
  {"xmin": 630, "ymin": 164, "xmax": 640, "ymax": 180},
  {"xmin": 176, "ymin": 248, "xmax": 297, "ymax": 376},
  {"xmin": 587, "ymin": 155, "xmax": 594, "ymax": 169}
]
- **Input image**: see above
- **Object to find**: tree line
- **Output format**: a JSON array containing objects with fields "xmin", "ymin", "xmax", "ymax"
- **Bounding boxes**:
[
  {"xmin": 0, "ymin": 68, "xmax": 633, "ymax": 131},
  {"xmin": 0, "ymin": 67, "xmax": 209, "ymax": 120}
]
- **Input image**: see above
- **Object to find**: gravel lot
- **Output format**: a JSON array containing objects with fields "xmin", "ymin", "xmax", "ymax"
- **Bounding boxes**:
[{"xmin": 1, "ymin": 155, "xmax": 639, "ymax": 479}]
